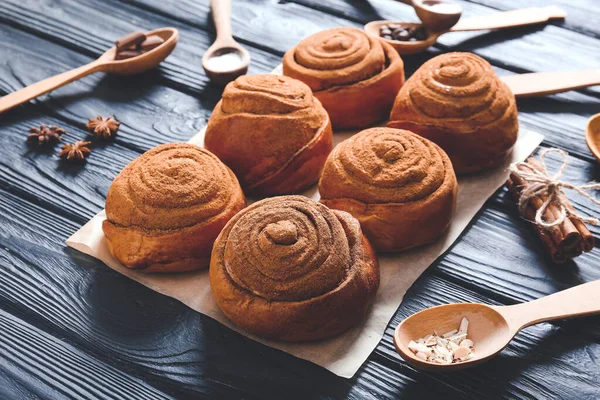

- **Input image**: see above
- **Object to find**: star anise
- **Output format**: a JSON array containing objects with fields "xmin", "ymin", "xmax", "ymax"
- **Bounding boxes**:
[
  {"xmin": 86, "ymin": 115, "xmax": 120, "ymax": 139},
  {"xmin": 58, "ymin": 141, "xmax": 92, "ymax": 162},
  {"xmin": 27, "ymin": 124, "xmax": 66, "ymax": 145}
]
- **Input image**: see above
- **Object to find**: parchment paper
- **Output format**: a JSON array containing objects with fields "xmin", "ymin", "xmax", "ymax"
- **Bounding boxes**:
[{"xmin": 66, "ymin": 124, "xmax": 542, "ymax": 378}]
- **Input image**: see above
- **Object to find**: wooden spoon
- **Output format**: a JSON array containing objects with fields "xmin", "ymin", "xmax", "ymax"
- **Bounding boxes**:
[
  {"xmin": 501, "ymin": 70, "xmax": 600, "ymax": 97},
  {"xmin": 394, "ymin": 280, "xmax": 600, "ymax": 371},
  {"xmin": 585, "ymin": 114, "xmax": 600, "ymax": 163},
  {"xmin": 364, "ymin": 6, "xmax": 566, "ymax": 55},
  {"xmin": 412, "ymin": 0, "xmax": 462, "ymax": 32},
  {"xmin": 202, "ymin": 0, "xmax": 250, "ymax": 85},
  {"xmin": 0, "ymin": 28, "xmax": 178, "ymax": 115}
]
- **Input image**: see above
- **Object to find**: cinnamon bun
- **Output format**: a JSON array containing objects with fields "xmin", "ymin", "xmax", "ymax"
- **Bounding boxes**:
[
  {"xmin": 210, "ymin": 195, "xmax": 379, "ymax": 341},
  {"xmin": 103, "ymin": 143, "xmax": 245, "ymax": 272},
  {"xmin": 205, "ymin": 74, "xmax": 333, "ymax": 195},
  {"xmin": 283, "ymin": 28, "xmax": 405, "ymax": 129},
  {"xmin": 388, "ymin": 52, "xmax": 518, "ymax": 173},
  {"xmin": 319, "ymin": 128, "xmax": 457, "ymax": 252}
]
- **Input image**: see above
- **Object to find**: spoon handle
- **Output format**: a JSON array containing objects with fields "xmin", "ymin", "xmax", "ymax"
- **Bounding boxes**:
[
  {"xmin": 450, "ymin": 6, "xmax": 566, "ymax": 32},
  {"xmin": 501, "ymin": 71, "xmax": 600, "ymax": 97},
  {"xmin": 211, "ymin": 0, "xmax": 233, "ymax": 42},
  {"xmin": 0, "ymin": 60, "xmax": 103, "ymax": 114},
  {"xmin": 499, "ymin": 280, "xmax": 600, "ymax": 331}
]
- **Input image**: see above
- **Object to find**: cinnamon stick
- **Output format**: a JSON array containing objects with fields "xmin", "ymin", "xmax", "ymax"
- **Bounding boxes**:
[
  {"xmin": 560, "ymin": 192, "xmax": 595, "ymax": 252},
  {"xmin": 527, "ymin": 157, "xmax": 594, "ymax": 252},
  {"xmin": 507, "ymin": 178, "xmax": 567, "ymax": 263},
  {"xmin": 507, "ymin": 157, "xmax": 595, "ymax": 263},
  {"xmin": 522, "ymin": 159, "xmax": 579, "ymax": 244},
  {"xmin": 510, "ymin": 166, "xmax": 580, "ymax": 250}
]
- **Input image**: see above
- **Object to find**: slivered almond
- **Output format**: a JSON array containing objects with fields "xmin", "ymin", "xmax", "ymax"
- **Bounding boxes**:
[{"xmin": 407, "ymin": 317, "xmax": 475, "ymax": 364}]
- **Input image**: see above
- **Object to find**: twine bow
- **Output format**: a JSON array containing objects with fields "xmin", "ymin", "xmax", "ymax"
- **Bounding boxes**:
[{"xmin": 509, "ymin": 148, "xmax": 600, "ymax": 228}]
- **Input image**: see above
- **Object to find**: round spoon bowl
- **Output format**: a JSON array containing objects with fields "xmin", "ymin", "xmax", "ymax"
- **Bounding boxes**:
[
  {"xmin": 585, "ymin": 113, "xmax": 600, "ymax": 162},
  {"xmin": 394, "ymin": 303, "xmax": 511, "ymax": 371},
  {"xmin": 364, "ymin": 21, "xmax": 438, "ymax": 54},
  {"xmin": 413, "ymin": 0, "xmax": 462, "ymax": 32},
  {"xmin": 202, "ymin": 45, "xmax": 250, "ymax": 85},
  {"xmin": 99, "ymin": 28, "xmax": 179, "ymax": 75}
]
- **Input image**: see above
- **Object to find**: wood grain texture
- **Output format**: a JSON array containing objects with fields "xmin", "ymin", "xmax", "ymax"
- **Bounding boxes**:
[
  {"xmin": 375, "ymin": 274, "xmax": 600, "ymax": 400},
  {"xmin": 464, "ymin": 0, "xmax": 600, "ymax": 38},
  {"xmin": 0, "ymin": 24, "xmax": 597, "ymax": 298},
  {"xmin": 3, "ymin": 0, "xmax": 598, "ymax": 163},
  {"xmin": 0, "ymin": 308, "xmax": 173, "ymax": 399},
  {"xmin": 0, "ymin": 14, "xmax": 598, "ymax": 165},
  {"xmin": 292, "ymin": 0, "xmax": 600, "ymax": 39},
  {"xmin": 0, "ymin": 0, "xmax": 599, "ymax": 398},
  {"xmin": 0, "ymin": 0, "xmax": 281, "ymax": 101},
  {"xmin": 2, "ymin": 185, "xmax": 599, "ymax": 399},
  {"xmin": 289, "ymin": 0, "xmax": 600, "ymax": 95}
]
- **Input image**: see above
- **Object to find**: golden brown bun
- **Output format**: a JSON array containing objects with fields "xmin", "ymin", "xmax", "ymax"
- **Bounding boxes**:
[
  {"xmin": 388, "ymin": 52, "xmax": 518, "ymax": 173},
  {"xmin": 319, "ymin": 128, "xmax": 457, "ymax": 252},
  {"xmin": 204, "ymin": 74, "xmax": 333, "ymax": 196},
  {"xmin": 103, "ymin": 143, "xmax": 245, "ymax": 272},
  {"xmin": 210, "ymin": 195, "xmax": 379, "ymax": 342},
  {"xmin": 282, "ymin": 28, "xmax": 405, "ymax": 130}
]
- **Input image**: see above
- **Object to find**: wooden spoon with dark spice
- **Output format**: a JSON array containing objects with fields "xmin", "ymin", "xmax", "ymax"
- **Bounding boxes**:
[{"xmin": 0, "ymin": 28, "xmax": 178, "ymax": 114}]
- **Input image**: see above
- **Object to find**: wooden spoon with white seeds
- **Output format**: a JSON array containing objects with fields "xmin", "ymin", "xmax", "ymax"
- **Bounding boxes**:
[{"xmin": 394, "ymin": 280, "xmax": 600, "ymax": 371}]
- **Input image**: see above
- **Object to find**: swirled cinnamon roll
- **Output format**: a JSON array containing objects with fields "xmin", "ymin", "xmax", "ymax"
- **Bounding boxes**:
[
  {"xmin": 210, "ymin": 196, "xmax": 379, "ymax": 341},
  {"xmin": 205, "ymin": 74, "xmax": 333, "ymax": 195},
  {"xmin": 282, "ymin": 27, "xmax": 405, "ymax": 129},
  {"xmin": 388, "ymin": 52, "xmax": 518, "ymax": 173},
  {"xmin": 319, "ymin": 128, "xmax": 457, "ymax": 252},
  {"xmin": 103, "ymin": 143, "xmax": 245, "ymax": 272}
]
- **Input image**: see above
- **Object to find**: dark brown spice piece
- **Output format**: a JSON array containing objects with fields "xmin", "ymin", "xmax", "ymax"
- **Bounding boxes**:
[
  {"xmin": 115, "ymin": 50, "xmax": 142, "ymax": 60},
  {"xmin": 379, "ymin": 24, "xmax": 428, "ymax": 42},
  {"xmin": 86, "ymin": 115, "xmax": 120, "ymax": 139},
  {"xmin": 58, "ymin": 141, "xmax": 92, "ymax": 161},
  {"xmin": 115, "ymin": 31, "xmax": 146, "ymax": 50},
  {"xmin": 27, "ymin": 124, "xmax": 66, "ymax": 145},
  {"xmin": 140, "ymin": 35, "xmax": 164, "ymax": 51}
]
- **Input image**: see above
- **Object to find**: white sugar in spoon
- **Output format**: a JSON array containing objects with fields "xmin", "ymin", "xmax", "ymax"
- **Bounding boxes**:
[{"xmin": 202, "ymin": 0, "xmax": 250, "ymax": 85}]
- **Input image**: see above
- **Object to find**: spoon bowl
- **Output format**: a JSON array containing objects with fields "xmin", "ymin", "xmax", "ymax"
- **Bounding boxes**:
[
  {"xmin": 202, "ymin": 44, "xmax": 250, "ymax": 85},
  {"xmin": 585, "ymin": 113, "xmax": 600, "ymax": 162},
  {"xmin": 99, "ymin": 28, "xmax": 179, "ymax": 75},
  {"xmin": 413, "ymin": 0, "xmax": 462, "ymax": 32},
  {"xmin": 394, "ymin": 280, "xmax": 600, "ymax": 371},
  {"xmin": 364, "ymin": 21, "xmax": 437, "ymax": 55},
  {"xmin": 394, "ymin": 303, "xmax": 511, "ymax": 371}
]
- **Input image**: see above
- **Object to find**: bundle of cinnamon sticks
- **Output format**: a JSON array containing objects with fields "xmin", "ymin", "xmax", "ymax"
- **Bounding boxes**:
[{"xmin": 506, "ymin": 157, "xmax": 594, "ymax": 263}]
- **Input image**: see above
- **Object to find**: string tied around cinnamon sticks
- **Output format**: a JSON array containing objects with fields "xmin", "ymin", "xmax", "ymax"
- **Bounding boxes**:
[
  {"xmin": 506, "ymin": 148, "xmax": 599, "ymax": 263},
  {"xmin": 510, "ymin": 148, "xmax": 600, "ymax": 227}
]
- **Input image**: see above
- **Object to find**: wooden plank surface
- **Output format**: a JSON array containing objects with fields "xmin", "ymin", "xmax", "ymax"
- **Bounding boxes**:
[
  {"xmin": 0, "ymin": 0, "xmax": 599, "ymax": 398},
  {"xmin": 0, "ymin": 308, "xmax": 173, "ymax": 400},
  {"xmin": 2, "ymin": 185, "xmax": 599, "ymax": 399}
]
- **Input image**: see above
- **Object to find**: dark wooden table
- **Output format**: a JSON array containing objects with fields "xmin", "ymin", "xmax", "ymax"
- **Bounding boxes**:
[{"xmin": 1, "ymin": 0, "xmax": 599, "ymax": 398}]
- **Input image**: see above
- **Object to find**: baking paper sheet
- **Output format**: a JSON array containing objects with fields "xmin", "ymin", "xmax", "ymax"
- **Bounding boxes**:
[{"xmin": 66, "ymin": 124, "xmax": 543, "ymax": 378}]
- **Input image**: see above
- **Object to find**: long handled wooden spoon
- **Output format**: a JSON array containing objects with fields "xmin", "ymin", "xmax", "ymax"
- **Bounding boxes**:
[
  {"xmin": 364, "ymin": 6, "xmax": 566, "ymax": 54},
  {"xmin": 0, "ymin": 27, "xmax": 179, "ymax": 115},
  {"xmin": 501, "ymin": 70, "xmax": 600, "ymax": 97},
  {"xmin": 498, "ymin": 72, "xmax": 600, "ymax": 161},
  {"xmin": 202, "ymin": 0, "xmax": 250, "ymax": 85},
  {"xmin": 394, "ymin": 280, "xmax": 600, "ymax": 371}
]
